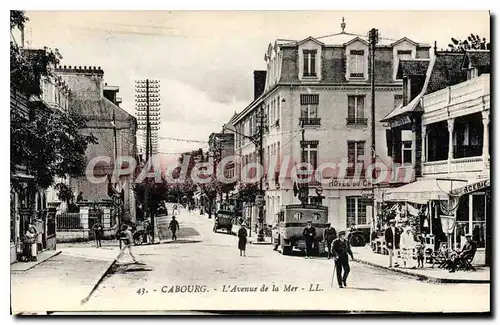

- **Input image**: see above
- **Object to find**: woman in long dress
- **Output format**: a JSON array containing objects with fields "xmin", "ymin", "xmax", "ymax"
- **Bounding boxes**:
[
  {"xmin": 238, "ymin": 225, "xmax": 248, "ymax": 257},
  {"xmin": 25, "ymin": 220, "xmax": 38, "ymax": 261},
  {"xmin": 400, "ymin": 227, "xmax": 416, "ymax": 268}
]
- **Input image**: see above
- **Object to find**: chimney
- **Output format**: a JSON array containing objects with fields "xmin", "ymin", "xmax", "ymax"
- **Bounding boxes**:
[{"xmin": 253, "ymin": 70, "xmax": 267, "ymax": 100}]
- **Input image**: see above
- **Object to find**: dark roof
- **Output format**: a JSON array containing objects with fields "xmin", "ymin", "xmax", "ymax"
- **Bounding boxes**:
[
  {"xmin": 396, "ymin": 60, "xmax": 430, "ymax": 79},
  {"xmin": 463, "ymin": 51, "xmax": 490, "ymax": 69},
  {"xmin": 425, "ymin": 51, "xmax": 468, "ymax": 94}
]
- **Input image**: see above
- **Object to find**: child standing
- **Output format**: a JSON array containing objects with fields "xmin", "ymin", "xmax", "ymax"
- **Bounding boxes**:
[{"xmin": 416, "ymin": 236, "xmax": 425, "ymax": 268}]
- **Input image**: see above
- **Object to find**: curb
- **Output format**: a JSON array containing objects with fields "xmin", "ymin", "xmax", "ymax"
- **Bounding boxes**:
[
  {"xmin": 353, "ymin": 258, "xmax": 490, "ymax": 284},
  {"xmin": 11, "ymin": 250, "xmax": 63, "ymax": 272},
  {"xmin": 80, "ymin": 258, "xmax": 118, "ymax": 305}
]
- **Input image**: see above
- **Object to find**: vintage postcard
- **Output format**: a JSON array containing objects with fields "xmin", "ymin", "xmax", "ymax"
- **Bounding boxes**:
[{"xmin": 10, "ymin": 10, "xmax": 490, "ymax": 315}]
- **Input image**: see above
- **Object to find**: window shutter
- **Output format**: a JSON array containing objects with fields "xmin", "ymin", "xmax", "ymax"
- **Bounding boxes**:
[
  {"xmin": 348, "ymin": 96, "xmax": 355, "ymax": 118},
  {"xmin": 300, "ymin": 94, "xmax": 319, "ymax": 105},
  {"xmin": 386, "ymin": 129, "xmax": 393, "ymax": 158},
  {"xmin": 357, "ymin": 96, "xmax": 365, "ymax": 119},
  {"xmin": 310, "ymin": 52, "xmax": 316, "ymax": 74},
  {"xmin": 303, "ymin": 51, "xmax": 309, "ymax": 75}
]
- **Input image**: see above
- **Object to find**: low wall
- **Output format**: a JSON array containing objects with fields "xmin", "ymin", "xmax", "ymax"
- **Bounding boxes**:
[{"xmin": 56, "ymin": 224, "xmax": 119, "ymax": 243}]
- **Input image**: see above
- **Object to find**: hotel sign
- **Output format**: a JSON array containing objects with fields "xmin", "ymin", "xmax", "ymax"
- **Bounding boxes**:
[
  {"xmin": 327, "ymin": 179, "xmax": 372, "ymax": 189},
  {"xmin": 450, "ymin": 179, "xmax": 490, "ymax": 196}
]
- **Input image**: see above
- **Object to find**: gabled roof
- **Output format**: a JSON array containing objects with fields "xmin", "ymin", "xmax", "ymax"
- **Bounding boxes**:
[
  {"xmin": 297, "ymin": 36, "xmax": 324, "ymax": 46},
  {"xmin": 344, "ymin": 36, "xmax": 369, "ymax": 46},
  {"xmin": 462, "ymin": 50, "xmax": 490, "ymax": 69},
  {"xmin": 391, "ymin": 37, "xmax": 419, "ymax": 47},
  {"xmin": 396, "ymin": 60, "xmax": 430, "ymax": 79}
]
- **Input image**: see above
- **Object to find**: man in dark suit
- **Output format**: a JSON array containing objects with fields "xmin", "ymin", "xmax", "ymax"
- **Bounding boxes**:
[
  {"xmin": 385, "ymin": 219, "xmax": 401, "ymax": 267},
  {"xmin": 331, "ymin": 231, "xmax": 354, "ymax": 288},
  {"xmin": 323, "ymin": 223, "xmax": 337, "ymax": 259},
  {"xmin": 302, "ymin": 221, "xmax": 316, "ymax": 259},
  {"xmin": 448, "ymin": 233, "xmax": 477, "ymax": 272}
]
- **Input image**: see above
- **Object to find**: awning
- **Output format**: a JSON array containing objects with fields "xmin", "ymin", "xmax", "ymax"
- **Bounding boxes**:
[{"xmin": 383, "ymin": 178, "xmax": 477, "ymax": 204}]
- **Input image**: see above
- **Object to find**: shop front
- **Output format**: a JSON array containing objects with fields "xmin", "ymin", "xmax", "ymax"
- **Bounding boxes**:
[{"xmin": 383, "ymin": 177, "xmax": 490, "ymax": 265}]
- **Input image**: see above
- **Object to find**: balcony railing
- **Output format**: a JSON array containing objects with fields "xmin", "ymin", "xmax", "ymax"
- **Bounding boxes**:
[
  {"xmin": 423, "ymin": 156, "xmax": 485, "ymax": 175},
  {"xmin": 346, "ymin": 117, "xmax": 368, "ymax": 126},
  {"xmin": 299, "ymin": 117, "xmax": 321, "ymax": 126},
  {"xmin": 423, "ymin": 74, "xmax": 490, "ymax": 115}
]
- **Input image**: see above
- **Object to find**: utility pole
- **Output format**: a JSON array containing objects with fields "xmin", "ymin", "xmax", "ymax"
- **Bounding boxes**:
[
  {"xmin": 135, "ymin": 79, "xmax": 161, "ymax": 243},
  {"xmin": 299, "ymin": 120, "xmax": 308, "ymax": 205},
  {"xmin": 369, "ymin": 28, "xmax": 379, "ymax": 232}
]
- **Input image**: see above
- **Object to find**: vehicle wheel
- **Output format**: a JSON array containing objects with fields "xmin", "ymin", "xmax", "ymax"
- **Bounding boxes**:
[
  {"xmin": 282, "ymin": 245, "xmax": 292, "ymax": 255},
  {"xmin": 133, "ymin": 235, "xmax": 143, "ymax": 246},
  {"xmin": 350, "ymin": 233, "xmax": 366, "ymax": 247}
]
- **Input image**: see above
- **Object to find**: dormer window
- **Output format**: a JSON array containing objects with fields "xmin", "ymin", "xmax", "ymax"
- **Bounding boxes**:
[
  {"xmin": 349, "ymin": 50, "xmax": 365, "ymax": 78},
  {"xmin": 303, "ymin": 50, "xmax": 317, "ymax": 77}
]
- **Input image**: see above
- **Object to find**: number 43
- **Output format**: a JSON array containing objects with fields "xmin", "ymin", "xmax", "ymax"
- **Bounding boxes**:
[{"xmin": 137, "ymin": 288, "xmax": 146, "ymax": 295}]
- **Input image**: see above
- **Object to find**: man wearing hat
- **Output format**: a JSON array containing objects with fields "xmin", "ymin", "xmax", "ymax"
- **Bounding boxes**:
[
  {"xmin": 302, "ymin": 221, "xmax": 317, "ymax": 259},
  {"xmin": 323, "ymin": 223, "xmax": 337, "ymax": 259},
  {"xmin": 448, "ymin": 233, "xmax": 477, "ymax": 273},
  {"xmin": 385, "ymin": 219, "xmax": 401, "ymax": 267},
  {"xmin": 331, "ymin": 231, "xmax": 354, "ymax": 288}
]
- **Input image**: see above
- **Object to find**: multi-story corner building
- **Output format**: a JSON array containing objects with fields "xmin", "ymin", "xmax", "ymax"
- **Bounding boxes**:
[
  {"xmin": 11, "ymin": 55, "xmax": 71, "ymax": 263},
  {"xmin": 233, "ymin": 22, "xmax": 430, "ymax": 231},
  {"xmin": 382, "ymin": 50, "xmax": 490, "ymax": 265},
  {"xmin": 208, "ymin": 130, "xmax": 235, "ymax": 210},
  {"xmin": 55, "ymin": 65, "xmax": 138, "ymax": 224}
]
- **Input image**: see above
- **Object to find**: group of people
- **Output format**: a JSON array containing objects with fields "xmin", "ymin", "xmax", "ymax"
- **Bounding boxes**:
[
  {"xmin": 302, "ymin": 221, "xmax": 353, "ymax": 288},
  {"xmin": 384, "ymin": 218, "xmax": 477, "ymax": 272}
]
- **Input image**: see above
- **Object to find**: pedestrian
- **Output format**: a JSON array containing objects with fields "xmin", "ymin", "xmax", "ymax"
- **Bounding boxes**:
[
  {"xmin": 92, "ymin": 220, "xmax": 104, "ymax": 248},
  {"xmin": 24, "ymin": 219, "xmax": 38, "ymax": 262},
  {"xmin": 238, "ymin": 224, "xmax": 248, "ymax": 257},
  {"xmin": 172, "ymin": 204, "xmax": 178, "ymax": 216},
  {"xmin": 323, "ymin": 223, "xmax": 337, "ymax": 259},
  {"xmin": 117, "ymin": 225, "xmax": 141, "ymax": 264},
  {"xmin": 302, "ymin": 220, "xmax": 316, "ymax": 259},
  {"xmin": 331, "ymin": 230, "xmax": 354, "ymax": 288},
  {"xmin": 400, "ymin": 226, "xmax": 416, "ymax": 268},
  {"xmin": 168, "ymin": 216, "xmax": 180, "ymax": 241},
  {"xmin": 416, "ymin": 235, "xmax": 425, "ymax": 268},
  {"xmin": 77, "ymin": 191, "xmax": 84, "ymax": 202},
  {"xmin": 385, "ymin": 219, "xmax": 401, "ymax": 268}
]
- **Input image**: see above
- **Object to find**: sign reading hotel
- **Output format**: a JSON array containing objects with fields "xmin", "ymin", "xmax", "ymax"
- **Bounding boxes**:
[
  {"xmin": 327, "ymin": 178, "xmax": 372, "ymax": 189},
  {"xmin": 449, "ymin": 179, "xmax": 490, "ymax": 196}
]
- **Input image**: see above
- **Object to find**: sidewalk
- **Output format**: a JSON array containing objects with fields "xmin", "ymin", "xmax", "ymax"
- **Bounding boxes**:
[
  {"xmin": 11, "ymin": 245, "xmax": 119, "ymax": 314},
  {"xmin": 352, "ymin": 246, "xmax": 490, "ymax": 284}
]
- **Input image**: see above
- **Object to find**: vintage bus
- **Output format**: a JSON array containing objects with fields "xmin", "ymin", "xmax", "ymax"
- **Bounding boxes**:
[{"xmin": 272, "ymin": 204, "xmax": 329, "ymax": 255}]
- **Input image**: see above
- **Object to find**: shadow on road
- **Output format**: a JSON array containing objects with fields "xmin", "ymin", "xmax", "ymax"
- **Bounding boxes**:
[{"xmin": 343, "ymin": 287, "xmax": 386, "ymax": 292}]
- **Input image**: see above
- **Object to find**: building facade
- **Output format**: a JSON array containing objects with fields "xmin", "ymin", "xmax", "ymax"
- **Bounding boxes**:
[
  {"xmin": 233, "ymin": 26, "xmax": 430, "ymax": 232},
  {"xmin": 55, "ymin": 65, "xmax": 138, "ymax": 223},
  {"xmin": 382, "ymin": 50, "xmax": 490, "ymax": 265}
]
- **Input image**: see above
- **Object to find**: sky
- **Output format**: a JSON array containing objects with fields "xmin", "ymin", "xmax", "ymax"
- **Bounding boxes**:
[{"xmin": 21, "ymin": 10, "xmax": 490, "ymax": 156}]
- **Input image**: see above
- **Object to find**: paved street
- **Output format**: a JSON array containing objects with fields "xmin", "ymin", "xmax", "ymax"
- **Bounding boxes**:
[{"xmin": 82, "ymin": 207, "xmax": 490, "ymax": 313}]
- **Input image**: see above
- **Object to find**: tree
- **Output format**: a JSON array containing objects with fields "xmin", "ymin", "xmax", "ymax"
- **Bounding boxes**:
[
  {"xmin": 448, "ymin": 34, "xmax": 490, "ymax": 51},
  {"xmin": 10, "ymin": 11, "xmax": 98, "ymax": 190}
]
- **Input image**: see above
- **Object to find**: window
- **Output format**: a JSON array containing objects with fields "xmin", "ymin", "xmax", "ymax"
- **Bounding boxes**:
[
  {"xmin": 293, "ymin": 212, "xmax": 303, "ymax": 220},
  {"xmin": 347, "ymin": 95, "xmax": 366, "ymax": 125},
  {"xmin": 349, "ymin": 50, "xmax": 365, "ymax": 78},
  {"xmin": 397, "ymin": 50, "xmax": 412, "ymax": 61},
  {"xmin": 301, "ymin": 141, "xmax": 318, "ymax": 170},
  {"xmin": 346, "ymin": 197, "xmax": 369, "ymax": 226},
  {"xmin": 402, "ymin": 140, "xmax": 412, "ymax": 164},
  {"xmin": 300, "ymin": 94, "xmax": 320, "ymax": 126},
  {"xmin": 347, "ymin": 141, "xmax": 365, "ymax": 176},
  {"xmin": 303, "ymin": 50, "xmax": 317, "ymax": 77},
  {"xmin": 394, "ymin": 94, "xmax": 403, "ymax": 108},
  {"xmin": 310, "ymin": 197, "xmax": 322, "ymax": 206}
]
